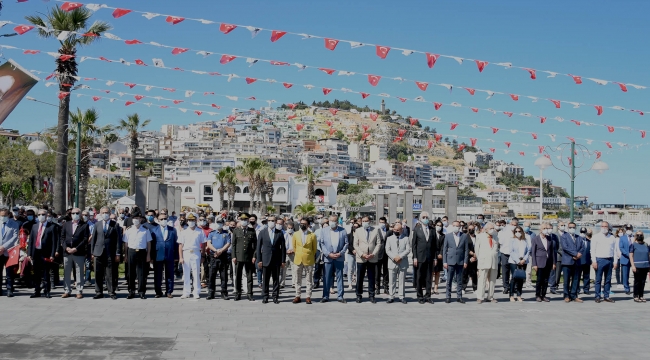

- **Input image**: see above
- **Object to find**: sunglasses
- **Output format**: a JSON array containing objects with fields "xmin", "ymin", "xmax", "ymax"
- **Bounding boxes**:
[{"xmin": 71, "ymin": 212, "xmax": 80, "ymax": 215}]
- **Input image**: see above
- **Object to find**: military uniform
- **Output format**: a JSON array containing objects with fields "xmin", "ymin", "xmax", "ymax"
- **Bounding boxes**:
[{"xmin": 231, "ymin": 225, "xmax": 257, "ymax": 300}]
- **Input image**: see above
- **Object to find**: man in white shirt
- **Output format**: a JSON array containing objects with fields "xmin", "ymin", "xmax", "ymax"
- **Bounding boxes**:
[
  {"xmin": 178, "ymin": 213, "xmax": 207, "ymax": 299},
  {"xmin": 281, "ymin": 222, "xmax": 295, "ymax": 288},
  {"xmin": 123, "ymin": 214, "xmax": 152, "ymax": 299},
  {"xmin": 590, "ymin": 221, "xmax": 620, "ymax": 303}
]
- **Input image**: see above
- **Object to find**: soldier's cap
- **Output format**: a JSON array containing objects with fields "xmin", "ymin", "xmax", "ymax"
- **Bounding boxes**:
[
  {"xmin": 239, "ymin": 213, "xmax": 249, "ymax": 220},
  {"xmin": 186, "ymin": 213, "xmax": 197, "ymax": 220}
]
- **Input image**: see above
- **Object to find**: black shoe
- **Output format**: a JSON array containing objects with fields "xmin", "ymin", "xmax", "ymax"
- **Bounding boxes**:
[
  {"xmin": 356, "ymin": 297, "xmax": 362, "ymax": 303},
  {"xmin": 418, "ymin": 299, "xmax": 425, "ymax": 304},
  {"xmin": 273, "ymin": 298, "xmax": 279, "ymax": 304},
  {"xmin": 429, "ymin": 299, "xmax": 435, "ymax": 304},
  {"xmin": 140, "ymin": 294, "xmax": 146, "ymax": 299},
  {"xmin": 370, "ymin": 297, "xmax": 376, "ymax": 304},
  {"xmin": 30, "ymin": 293, "xmax": 41, "ymax": 298},
  {"xmin": 445, "ymin": 298, "xmax": 451, "ymax": 304},
  {"xmin": 262, "ymin": 298, "xmax": 269, "ymax": 304},
  {"xmin": 7, "ymin": 292, "xmax": 13, "ymax": 298},
  {"xmin": 280, "ymin": 285, "xmax": 285, "ymax": 289},
  {"xmin": 338, "ymin": 298, "xmax": 347, "ymax": 304},
  {"xmin": 206, "ymin": 294, "xmax": 214, "ymax": 300},
  {"xmin": 457, "ymin": 298, "xmax": 466, "ymax": 304},
  {"xmin": 110, "ymin": 295, "xmax": 117, "ymax": 300},
  {"xmin": 626, "ymin": 291, "xmax": 632, "ymax": 295},
  {"xmin": 248, "ymin": 295, "xmax": 255, "ymax": 301},
  {"xmin": 234, "ymin": 294, "xmax": 241, "ymax": 301},
  {"xmin": 221, "ymin": 294, "xmax": 230, "ymax": 300},
  {"xmin": 314, "ymin": 282, "xmax": 320, "ymax": 289},
  {"xmin": 584, "ymin": 291, "xmax": 591, "ymax": 295},
  {"xmin": 320, "ymin": 298, "xmax": 329, "ymax": 303},
  {"xmin": 550, "ymin": 289, "xmax": 557, "ymax": 294},
  {"xmin": 93, "ymin": 294, "xmax": 104, "ymax": 300},
  {"xmin": 387, "ymin": 299, "xmax": 394, "ymax": 304},
  {"xmin": 604, "ymin": 298, "xmax": 615, "ymax": 303},
  {"xmin": 595, "ymin": 297, "xmax": 601, "ymax": 303},
  {"xmin": 127, "ymin": 293, "xmax": 134, "ymax": 299},
  {"xmin": 502, "ymin": 289, "xmax": 508, "ymax": 294},
  {"xmin": 155, "ymin": 294, "xmax": 162, "ymax": 299},
  {"xmin": 402, "ymin": 299, "xmax": 407, "ymax": 304},
  {"xmin": 44, "ymin": 293, "xmax": 52, "ymax": 299}
]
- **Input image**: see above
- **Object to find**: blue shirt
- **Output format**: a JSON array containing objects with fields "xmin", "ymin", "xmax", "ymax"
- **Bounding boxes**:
[
  {"xmin": 630, "ymin": 242, "xmax": 650, "ymax": 268},
  {"xmin": 208, "ymin": 230, "xmax": 231, "ymax": 253}
]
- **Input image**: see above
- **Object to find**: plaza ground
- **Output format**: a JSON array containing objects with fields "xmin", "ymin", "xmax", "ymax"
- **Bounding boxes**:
[{"xmin": 0, "ymin": 270, "xmax": 646, "ymax": 360}]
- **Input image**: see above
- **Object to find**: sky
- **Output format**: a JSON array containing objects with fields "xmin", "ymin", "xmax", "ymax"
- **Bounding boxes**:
[{"xmin": 1, "ymin": 0, "xmax": 649, "ymax": 205}]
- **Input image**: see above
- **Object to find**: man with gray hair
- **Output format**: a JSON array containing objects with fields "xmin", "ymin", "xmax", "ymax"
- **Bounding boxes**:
[
  {"xmin": 411, "ymin": 211, "xmax": 436, "ymax": 304},
  {"xmin": 90, "ymin": 207, "xmax": 121, "ymax": 299}
]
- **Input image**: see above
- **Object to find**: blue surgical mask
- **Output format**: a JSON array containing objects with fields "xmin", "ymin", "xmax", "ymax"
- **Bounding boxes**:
[
  {"xmin": 27, "ymin": 215, "xmax": 34, "ymax": 221},
  {"xmin": 524, "ymin": 226, "xmax": 530, "ymax": 233},
  {"xmin": 147, "ymin": 215, "xmax": 155, "ymax": 222},
  {"xmin": 380, "ymin": 224, "xmax": 386, "ymax": 231},
  {"xmin": 421, "ymin": 218, "xmax": 430, "ymax": 225}
]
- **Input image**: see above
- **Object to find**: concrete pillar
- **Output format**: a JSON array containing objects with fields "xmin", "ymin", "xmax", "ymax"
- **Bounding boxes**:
[
  {"xmin": 135, "ymin": 176, "xmax": 147, "ymax": 212},
  {"xmin": 445, "ymin": 185, "xmax": 458, "ymax": 220},
  {"xmin": 404, "ymin": 190, "xmax": 413, "ymax": 224},
  {"xmin": 388, "ymin": 192, "xmax": 397, "ymax": 222},
  {"xmin": 174, "ymin": 186, "xmax": 181, "ymax": 213},
  {"xmin": 147, "ymin": 177, "xmax": 159, "ymax": 211},
  {"xmin": 167, "ymin": 186, "xmax": 175, "ymax": 214},
  {"xmin": 422, "ymin": 188, "xmax": 433, "ymax": 217},
  {"xmin": 158, "ymin": 184, "xmax": 168, "ymax": 211},
  {"xmin": 375, "ymin": 194, "xmax": 385, "ymax": 223}
]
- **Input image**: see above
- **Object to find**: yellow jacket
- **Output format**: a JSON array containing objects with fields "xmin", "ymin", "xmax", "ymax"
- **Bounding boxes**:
[{"xmin": 292, "ymin": 231, "xmax": 318, "ymax": 266}]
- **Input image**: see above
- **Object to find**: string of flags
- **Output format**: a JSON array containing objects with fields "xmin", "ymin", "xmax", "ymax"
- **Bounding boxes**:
[
  {"xmin": 29, "ymin": 1, "xmax": 648, "ymax": 94},
  {"xmin": 72, "ymin": 93, "xmax": 221, "ymax": 116},
  {"xmin": 3, "ymin": 21, "xmax": 649, "ymax": 117}
]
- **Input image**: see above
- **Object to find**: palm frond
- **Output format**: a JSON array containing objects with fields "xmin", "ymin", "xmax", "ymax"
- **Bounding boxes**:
[{"xmin": 25, "ymin": 15, "xmax": 54, "ymax": 39}]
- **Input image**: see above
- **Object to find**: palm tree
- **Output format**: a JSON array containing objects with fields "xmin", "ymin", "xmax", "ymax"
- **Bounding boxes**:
[
  {"xmin": 258, "ymin": 166, "xmax": 276, "ymax": 213},
  {"xmin": 27, "ymin": 5, "xmax": 111, "ymax": 213},
  {"xmin": 117, "ymin": 114, "xmax": 150, "ymax": 195},
  {"xmin": 215, "ymin": 167, "xmax": 237, "ymax": 212},
  {"xmin": 294, "ymin": 202, "xmax": 317, "ymax": 217},
  {"xmin": 225, "ymin": 169, "xmax": 239, "ymax": 214},
  {"xmin": 236, "ymin": 158, "xmax": 267, "ymax": 214},
  {"xmin": 296, "ymin": 165, "xmax": 325, "ymax": 202}
]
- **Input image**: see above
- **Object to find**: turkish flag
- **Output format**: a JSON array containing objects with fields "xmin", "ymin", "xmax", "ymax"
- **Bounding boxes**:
[
  {"xmin": 245, "ymin": 77, "xmax": 257, "ymax": 84},
  {"xmin": 14, "ymin": 25, "xmax": 35, "ymax": 35},
  {"xmin": 426, "ymin": 53, "xmax": 440, "ymax": 68},
  {"xmin": 491, "ymin": 127, "xmax": 499, "ymax": 134},
  {"xmin": 595, "ymin": 151, "xmax": 602, "ymax": 159},
  {"xmin": 434, "ymin": 102, "xmax": 442, "ymax": 110},
  {"xmin": 323, "ymin": 88, "xmax": 332, "ymax": 95},
  {"xmin": 220, "ymin": 55, "xmax": 236, "ymax": 64},
  {"xmin": 166, "ymin": 16, "xmax": 185, "ymax": 25},
  {"xmin": 326, "ymin": 120, "xmax": 333, "ymax": 127},
  {"xmin": 330, "ymin": 128, "xmax": 336, "ymax": 136},
  {"xmin": 324, "ymin": 38, "xmax": 339, "ymax": 50},
  {"xmin": 6, "ymin": 246, "xmax": 19, "ymax": 267},
  {"xmin": 531, "ymin": 133, "xmax": 538, "ymax": 140},
  {"xmin": 538, "ymin": 146, "xmax": 545, "ymax": 154},
  {"xmin": 296, "ymin": 124, "xmax": 304, "ymax": 131},
  {"xmin": 594, "ymin": 105, "xmax": 603, "ymax": 116},
  {"xmin": 113, "ymin": 8, "xmax": 132, "ymax": 18},
  {"xmin": 360, "ymin": 92, "xmax": 370, "ymax": 99},
  {"xmin": 465, "ymin": 88, "xmax": 475, "ymax": 95},
  {"xmin": 410, "ymin": 118, "xmax": 418, "ymax": 126},
  {"xmin": 368, "ymin": 75, "xmax": 381, "ymax": 86},
  {"xmin": 58, "ymin": 92, "xmax": 69, "ymax": 100},
  {"xmin": 398, "ymin": 98, "xmax": 407, "ymax": 103},
  {"xmin": 641, "ymin": 130, "xmax": 647, "ymax": 138},
  {"xmin": 370, "ymin": 113, "xmax": 378, "ymax": 121},
  {"xmin": 135, "ymin": 59, "xmax": 146, "ymax": 66},
  {"xmin": 475, "ymin": 60, "xmax": 488, "ymax": 72},
  {"xmin": 134, "ymin": 95, "xmax": 144, "ymax": 101},
  {"xmin": 470, "ymin": 138, "xmax": 477, "ymax": 146},
  {"xmin": 59, "ymin": 54, "xmax": 75, "ymax": 61},
  {"xmin": 458, "ymin": 144, "xmax": 466, "ymax": 152},
  {"xmin": 504, "ymin": 142, "xmax": 511, "ymax": 148},
  {"xmin": 125, "ymin": 83, "xmax": 136, "ymax": 88},
  {"xmin": 471, "ymin": 108, "xmax": 478, "ymax": 113},
  {"xmin": 173, "ymin": 100, "xmax": 183, "ymax": 104},
  {"xmin": 435, "ymin": 134, "xmax": 442, "ymax": 142},
  {"xmin": 171, "ymin": 48, "xmax": 189, "ymax": 55},
  {"xmin": 92, "ymin": 96, "xmax": 101, "ymax": 101},
  {"xmin": 362, "ymin": 133, "xmax": 370, "ymax": 141},
  {"xmin": 416, "ymin": 81, "xmax": 428, "ymax": 91},
  {"xmin": 220, "ymin": 23, "xmax": 237, "ymax": 34},
  {"xmin": 211, "ymin": 104, "xmax": 221, "ymax": 109},
  {"xmin": 569, "ymin": 74, "xmax": 582, "ymax": 84},
  {"xmin": 428, "ymin": 140, "xmax": 434, "ymax": 149},
  {"xmin": 329, "ymin": 108, "xmax": 338, "ymax": 115},
  {"xmin": 571, "ymin": 120, "xmax": 581, "ymax": 126},
  {"xmin": 125, "ymin": 101, "xmax": 135, "ymax": 106},
  {"xmin": 195, "ymin": 111, "xmax": 203, "ymax": 116},
  {"xmin": 605, "ymin": 142, "xmax": 612, "ymax": 148},
  {"xmin": 398, "ymin": 129, "xmax": 407, "ymax": 137},
  {"xmin": 615, "ymin": 82, "xmax": 628, "ymax": 92},
  {"xmin": 61, "ymin": 2, "xmax": 83, "ymax": 12},
  {"xmin": 510, "ymin": 94, "xmax": 519, "ymax": 101},
  {"xmin": 607, "ymin": 126, "xmax": 615, "ymax": 133},
  {"xmin": 270, "ymin": 30, "xmax": 287, "ymax": 42},
  {"xmin": 23, "ymin": 50, "xmax": 40, "ymax": 55},
  {"xmin": 362, "ymin": 124, "xmax": 370, "ymax": 132},
  {"xmin": 124, "ymin": 39, "xmax": 142, "ymax": 45},
  {"xmin": 450, "ymin": 123, "xmax": 458, "ymax": 130},
  {"xmin": 489, "ymin": 148, "xmax": 495, "ymax": 153},
  {"xmin": 503, "ymin": 112, "xmax": 513, "ymax": 117},
  {"xmin": 519, "ymin": 152, "xmax": 525, "ymax": 156},
  {"xmin": 376, "ymin": 45, "xmax": 390, "ymax": 59},
  {"xmin": 539, "ymin": 116, "xmax": 547, "ymax": 124},
  {"xmin": 549, "ymin": 99, "xmax": 561, "ymax": 108},
  {"xmin": 283, "ymin": 83, "xmax": 293, "ymax": 88},
  {"xmin": 525, "ymin": 68, "xmax": 536, "ymax": 79},
  {"xmin": 319, "ymin": 68, "xmax": 336, "ymax": 75},
  {"xmin": 287, "ymin": 103, "xmax": 297, "ymax": 110},
  {"xmin": 270, "ymin": 61, "xmax": 290, "ymax": 66}
]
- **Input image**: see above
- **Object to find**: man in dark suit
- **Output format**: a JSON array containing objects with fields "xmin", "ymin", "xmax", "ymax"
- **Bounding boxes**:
[
  {"xmin": 374, "ymin": 217, "xmax": 389, "ymax": 296},
  {"xmin": 256, "ymin": 216, "xmax": 286, "ymax": 304},
  {"xmin": 26, "ymin": 209, "xmax": 60, "ymax": 298},
  {"xmin": 231, "ymin": 213, "xmax": 257, "ymax": 301},
  {"xmin": 411, "ymin": 212, "xmax": 436, "ymax": 304},
  {"xmin": 61, "ymin": 208, "xmax": 91, "ymax": 299},
  {"xmin": 531, "ymin": 222, "xmax": 557, "ymax": 302},
  {"xmin": 442, "ymin": 220, "xmax": 469, "ymax": 303},
  {"xmin": 152, "ymin": 211, "xmax": 178, "ymax": 298},
  {"xmin": 560, "ymin": 222, "xmax": 584, "ymax": 303},
  {"xmin": 90, "ymin": 206, "xmax": 121, "ymax": 299}
]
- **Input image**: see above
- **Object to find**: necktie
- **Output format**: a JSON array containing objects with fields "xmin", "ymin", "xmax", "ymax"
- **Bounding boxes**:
[
  {"xmin": 366, "ymin": 228, "xmax": 370, "ymax": 241},
  {"xmin": 1, "ymin": 223, "xmax": 5, "ymax": 239},
  {"xmin": 270, "ymin": 230, "xmax": 274, "ymax": 245},
  {"xmin": 36, "ymin": 223, "xmax": 43, "ymax": 248},
  {"xmin": 488, "ymin": 234, "xmax": 493, "ymax": 248},
  {"xmin": 104, "ymin": 222, "xmax": 108, "ymax": 235}
]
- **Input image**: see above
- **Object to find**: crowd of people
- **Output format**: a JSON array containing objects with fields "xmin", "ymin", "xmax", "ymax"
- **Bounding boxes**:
[{"xmin": 0, "ymin": 206, "xmax": 649, "ymax": 304}]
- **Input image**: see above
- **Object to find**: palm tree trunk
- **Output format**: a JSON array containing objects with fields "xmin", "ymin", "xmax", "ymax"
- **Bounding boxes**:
[
  {"xmin": 129, "ymin": 146, "xmax": 136, "ymax": 195},
  {"xmin": 53, "ymin": 95, "xmax": 70, "ymax": 213},
  {"xmin": 78, "ymin": 147, "xmax": 90, "ymax": 210},
  {"xmin": 218, "ymin": 190, "xmax": 224, "ymax": 212}
]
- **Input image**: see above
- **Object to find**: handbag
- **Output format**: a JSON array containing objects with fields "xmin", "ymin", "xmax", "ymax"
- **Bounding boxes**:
[{"xmin": 513, "ymin": 266, "xmax": 526, "ymax": 280}]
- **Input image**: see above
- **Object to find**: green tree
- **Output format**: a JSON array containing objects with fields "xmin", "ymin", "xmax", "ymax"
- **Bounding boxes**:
[
  {"xmin": 297, "ymin": 165, "xmax": 325, "ymax": 202},
  {"xmin": 294, "ymin": 202, "xmax": 318, "ymax": 217},
  {"xmin": 435, "ymin": 183, "xmax": 446, "ymax": 190},
  {"xmin": 215, "ymin": 167, "xmax": 237, "ymax": 212},
  {"xmin": 236, "ymin": 158, "xmax": 267, "ymax": 213},
  {"xmin": 117, "ymin": 114, "xmax": 150, "ymax": 195},
  {"xmin": 26, "ymin": 5, "xmax": 112, "ymax": 213}
]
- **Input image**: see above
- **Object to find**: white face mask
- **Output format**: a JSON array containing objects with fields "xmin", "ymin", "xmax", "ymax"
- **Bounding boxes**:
[
  {"xmin": 331, "ymin": 222, "xmax": 338, "ymax": 229},
  {"xmin": 82, "ymin": 215, "xmax": 89, "ymax": 222},
  {"xmin": 216, "ymin": 223, "xmax": 223, "ymax": 230},
  {"xmin": 199, "ymin": 220, "xmax": 207, "ymax": 227},
  {"xmin": 46, "ymin": 216, "xmax": 53, "ymax": 223},
  {"xmin": 559, "ymin": 225, "xmax": 565, "ymax": 231},
  {"xmin": 435, "ymin": 226, "xmax": 442, "ymax": 232},
  {"xmin": 490, "ymin": 229, "xmax": 497, "ymax": 235},
  {"xmin": 514, "ymin": 231, "xmax": 522, "ymax": 237},
  {"xmin": 101, "ymin": 213, "xmax": 110, "ymax": 221},
  {"xmin": 132, "ymin": 219, "xmax": 141, "ymax": 227},
  {"xmin": 568, "ymin": 228, "xmax": 576, "ymax": 234},
  {"xmin": 275, "ymin": 224, "xmax": 283, "ymax": 231},
  {"xmin": 626, "ymin": 230, "xmax": 633, "ymax": 235},
  {"xmin": 72, "ymin": 214, "xmax": 80, "ymax": 221},
  {"xmin": 450, "ymin": 226, "xmax": 459, "ymax": 233},
  {"xmin": 442, "ymin": 221, "xmax": 448, "ymax": 227},
  {"xmin": 287, "ymin": 228, "xmax": 294, "ymax": 234},
  {"xmin": 119, "ymin": 213, "xmax": 125, "ymax": 219},
  {"xmin": 38, "ymin": 215, "xmax": 47, "ymax": 223},
  {"xmin": 601, "ymin": 228, "xmax": 609, "ymax": 234},
  {"xmin": 223, "ymin": 226, "xmax": 230, "ymax": 232},
  {"xmin": 188, "ymin": 221, "xmax": 197, "ymax": 228},
  {"xmin": 543, "ymin": 229, "xmax": 551, "ymax": 235},
  {"xmin": 0, "ymin": 216, "xmax": 8, "ymax": 224},
  {"xmin": 362, "ymin": 222, "xmax": 369, "ymax": 229}
]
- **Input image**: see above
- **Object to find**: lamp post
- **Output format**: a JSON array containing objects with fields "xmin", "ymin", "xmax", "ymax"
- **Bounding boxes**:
[
  {"xmin": 544, "ymin": 143, "xmax": 609, "ymax": 222},
  {"xmin": 534, "ymin": 156, "xmax": 552, "ymax": 224},
  {"xmin": 74, "ymin": 120, "xmax": 81, "ymax": 208}
]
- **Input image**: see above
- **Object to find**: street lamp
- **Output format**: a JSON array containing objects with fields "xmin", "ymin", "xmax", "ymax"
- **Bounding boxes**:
[
  {"xmin": 544, "ymin": 142, "xmax": 608, "ymax": 222},
  {"xmin": 28, "ymin": 140, "xmax": 48, "ymax": 156},
  {"xmin": 534, "ymin": 155, "xmax": 552, "ymax": 224}
]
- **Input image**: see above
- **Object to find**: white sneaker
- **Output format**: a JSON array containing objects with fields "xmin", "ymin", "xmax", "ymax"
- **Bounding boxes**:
[
  {"xmin": 180, "ymin": 294, "xmax": 190, "ymax": 299},
  {"xmin": 193, "ymin": 294, "xmax": 200, "ymax": 299}
]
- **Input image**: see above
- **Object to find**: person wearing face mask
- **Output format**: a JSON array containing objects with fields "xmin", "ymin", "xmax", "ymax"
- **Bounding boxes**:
[
  {"xmin": 508, "ymin": 225, "xmax": 530, "ymax": 302},
  {"xmin": 312, "ymin": 217, "xmax": 328, "ymax": 290},
  {"xmin": 618, "ymin": 225, "xmax": 635, "ymax": 295},
  {"xmin": 206, "ymin": 219, "xmax": 231, "ymax": 300},
  {"xmin": 385, "ymin": 222, "xmax": 410, "ymax": 304},
  {"xmin": 319, "ymin": 215, "xmax": 348, "ymax": 303},
  {"xmin": 256, "ymin": 216, "xmax": 286, "ymax": 304},
  {"xmin": 230, "ymin": 214, "xmax": 257, "ymax": 301},
  {"xmin": 549, "ymin": 222, "xmax": 564, "ymax": 295},
  {"xmin": 412, "ymin": 212, "xmax": 436, "ymax": 304},
  {"xmin": 90, "ymin": 207, "xmax": 121, "ymax": 300},
  {"xmin": 124, "ymin": 213, "xmax": 152, "ymax": 299},
  {"xmin": 178, "ymin": 213, "xmax": 207, "ymax": 299},
  {"xmin": 60, "ymin": 207, "xmax": 90, "ymax": 299},
  {"xmin": 629, "ymin": 231, "xmax": 650, "ymax": 302},
  {"xmin": 432, "ymin": 220, "xmax": 445, "ymax": 295},
  {"xmin": 476, "ymin": 215, "xmax": 485, "ymax": 226},
  {"xmin": 462, "ymin": 223, "xmax": 479, "ymax": 293},
  {"xmin": 531, "ymin": 223, "xmax": 557, "ymax": 302},
  {"xmin": 442, "ymin": 220, "xmax": 470, "ymax": 303},
  {"xmin": 280, "ymin": 222, "xmax": 294, "ymax": 289},
  {"xmin": 497, "ymin": 219, "xmax": 515, "ymax": 294},
  {"xmin": 107, "ymin": 213, "xmax": 122, "ymax": 292},
  {"xmin": 353, "ymin": 216, "xmax": 382, "ymax": 304},
  {"xmin": 401, "ymin": 219, "xmax": 410, "ymax": 238},
  {"xmin": 151, "ymin": 212, "xmax": 178, "ymax": 298},
  {"xmin": 576, "ymin": 228, "xmax": 592, "ymax": 297},
  {"xmin": 475, "ymin": 222, "xmax": 500, "ymax": 303},
  {"xmin": 27, "ymin": 209, "xmax": 60, "ymax": 298},
  {"xmin": 292, "ymin": 218, "xmax": 317, "ymax": 304},
  {"xmin": 196, "ymin": 216, "xmax": 213, "ymax": 291},
  {"xmin": 441, "ymin": 216, "xmax": 449, "ymax": 233},
  {"xmin": 20, "ymin": 209, "xmax": 36, "ymax": 233},
  {"xmin": 0, "ymin": 208, "xmax": 20, "ymax": 297},
  {"xmin": 373, "ymin": 217, "xmax": 389, "ymax": 296},
  {"xmin": 345, "ymin": 222, "xmax": 359, "ymax": 291},
  {"xmin": 590, "ymin": 222, "xmax": 620, "ymax": 303},
  {"xmin": 559, "ymin": 222, "xmax": 584, "ymax": 303}
]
